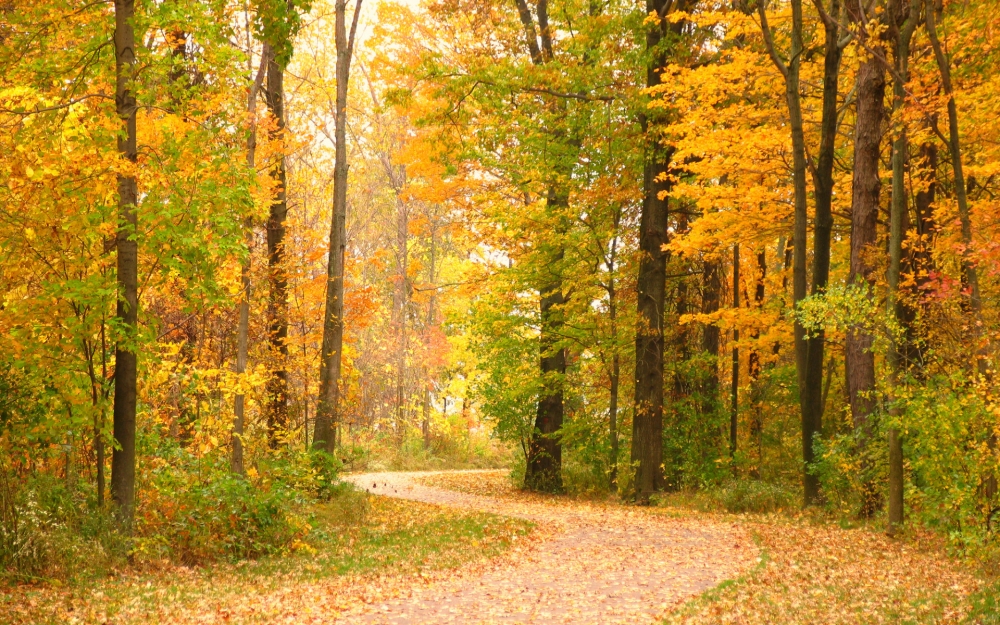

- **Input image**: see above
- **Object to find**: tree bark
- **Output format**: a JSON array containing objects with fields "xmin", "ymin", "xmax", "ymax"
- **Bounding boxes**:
[
  {"xmin": 525, "ymin": 233, "xmax": 567, "ymax": 493},
  {"xmin": 316, "ymin": 0, "xmax": 362, "ymax": 453},
  {"xmin": 802, "ymin": 0, "xmax": 843, "ymax": 494},
  {"xmin": 748, "ymin": 250, "xmax": 765, "ymax": 478},
  {"xmin": 701, "ymin": 258, "xmax": 721, "ymax": 420},
  {"xmin": 632, "ymin": 147, "xmax": 670, "ymax": 502},
  {"xmin": 232, "ymin": 44, "xmax": 271, "ymax": 475},
  {"xmin": 264, "ymin": 43, "xmax": 289, "ymax": 448},
  {"xmin": 758, "ymin": 0, "xmax": 815, "ymax": 505},
  {"xmin": 111, "ymin": 0, "xmax": 139, "ymax": 531},
  {"xmin": 607, "ymin": 228, "xmax": 621, "ymax": 492},
  {"xmin": 886, "ymin": 0, "xmax": 919, "ymax": 535},
  {"xmin": 512, "ymin": 0, "xmax": 570, "ymax": 493},
  {"xmin": 846, "ymin": 47, "xmax": 885, "ymax": 518},
  {"xmin": 730, "ymin": 244, "xmax": 740, "ymax": 459}
]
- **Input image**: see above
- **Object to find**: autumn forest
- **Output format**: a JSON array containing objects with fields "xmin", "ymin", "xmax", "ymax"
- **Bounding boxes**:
[{"xmin": 1, "ymin": 0, "xmax": 1000, "ymax": 622}]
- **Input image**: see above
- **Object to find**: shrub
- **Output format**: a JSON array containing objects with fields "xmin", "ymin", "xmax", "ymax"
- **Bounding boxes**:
[
  {"xmin": 0, "ymin": 470, "xmax": 117, "ymax": 583},
  {"xmin": 713, "ymin": 479, "xmax": 796, "ymax": 514},
  {"xmin": 135, "ymin": 450, "xmax": 313, "ymax": 565}
]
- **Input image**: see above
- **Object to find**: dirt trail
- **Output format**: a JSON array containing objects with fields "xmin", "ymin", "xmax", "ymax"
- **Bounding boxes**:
[{"xmin": 341, "ymin": 470, "xmax": 755, "ymax": 625}]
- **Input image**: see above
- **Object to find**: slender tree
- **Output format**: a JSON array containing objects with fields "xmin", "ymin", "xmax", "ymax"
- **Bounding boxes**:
[
  {"xmin": 315, "ymin": 0, "xmax": 362, "ymax": 453},
  {"xmin": 925, "ymin": 0, "xmax": 995, "ymax": 501},
  {"xmin": 759, "ymin": 0, "xmax": 844, "ymax": 505},
  {"xmin": 232, "ymin": 41, "xmax": 272, "ymax": 476},
  {"xmin": 513, "ymin": 0, "xmax": 571, "ymax": 493},
  {"xmin": 730, "ymin": 244, "xmax": 739, "ymax": 458},
  {"xmin": 885, "ymin": 0, "xmax": 919, "ymax": 534},
  {"xmin": 263, "ymin": 37, "xmax": 290, "ymax": 447}
]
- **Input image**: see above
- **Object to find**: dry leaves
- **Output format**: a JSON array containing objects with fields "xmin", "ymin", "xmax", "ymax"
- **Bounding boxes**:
[
  {"xmin": 0, "ymin": 470, "xmax": 986, "ymax": 624},
  {"xmin": 341, "ymin": 471, "xmax": 755, "ymax": 624},
  {"xmin": 665, "ymin": 517, "xmax": 984, "ymax": 624}
]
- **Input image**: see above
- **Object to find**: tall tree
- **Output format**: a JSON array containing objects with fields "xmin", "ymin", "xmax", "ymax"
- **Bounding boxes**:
[
  {"xmin": 759, "ymin": 0, "xmax": 844, "ymax": 505},
  {"xmin": 315, "ymin": 0, "xmax": 362, "ymax": 453},
  {"xmin": 730, "ymin": 244, "xmax": 740, "ymax": 458},
  {"xmin": 264, "ymin": 36, "xmax": 290, "ymax": 447},
  {"xmin": 632, "ymin": 0, "xmax": 691, "ymax": 503},
  {"xmin": 513, "ymin": 0, "xmax": 571, "ymax": 494},
  {"xmin": 845, "ymin": 0, "xmax": 886, "ymax": 518},
  {"xmin": 885, "ymin": 0, "xmax": 919, "ymax": 534},
  {"xmin": 232, "ymin": 41, "xmax": 272, "ymax": 476},
  {"xmin": 111, "ymin": 0, "xmax": 139, "ymax": 530}
]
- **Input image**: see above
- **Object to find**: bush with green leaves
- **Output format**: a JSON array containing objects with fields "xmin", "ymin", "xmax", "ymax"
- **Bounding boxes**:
[{"xmin": 135, "ymin": 447, "xmax": 315, "ymax": 564}]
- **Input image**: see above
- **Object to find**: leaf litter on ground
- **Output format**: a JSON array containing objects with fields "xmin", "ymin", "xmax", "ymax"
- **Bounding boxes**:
[{"xmin": 0, "ymin": 470, "xmax": 991, "ymax": 624}]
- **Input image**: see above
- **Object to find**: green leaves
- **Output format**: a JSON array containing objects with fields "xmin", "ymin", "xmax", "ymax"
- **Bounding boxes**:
[{"xmin": 252, "ymin": 0, "xmax": 313, "ymax": 67}]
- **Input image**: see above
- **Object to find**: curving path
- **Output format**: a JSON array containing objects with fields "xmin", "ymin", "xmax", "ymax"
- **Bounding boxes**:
[{"xmin": 340, "ymin": 470, "xmax": 755, "ymax": 625}]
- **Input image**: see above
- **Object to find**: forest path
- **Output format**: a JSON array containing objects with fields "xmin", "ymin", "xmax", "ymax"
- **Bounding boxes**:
[{"xmin": 340, "ymin": 470, "xmax": 756, "ymax": 625}]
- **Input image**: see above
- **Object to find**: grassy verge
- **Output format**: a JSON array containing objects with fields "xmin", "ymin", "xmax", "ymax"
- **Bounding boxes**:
[{"xmin": 0, "ymin": 486, "xmax": 532, "ymax": 624}]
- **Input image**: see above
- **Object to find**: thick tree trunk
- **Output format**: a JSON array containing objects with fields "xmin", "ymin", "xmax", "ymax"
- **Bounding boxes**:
[
  {"xmin": 629, "ymin": 0, "xmax": 688, "ymax": 503},
  {"xmin": 111, "ymin": 0, "xmax": 138, "ymax": 531},
  {"xmin": 632, "ymin": 151, "xmax": 669, "ymax": 502},
  {"xmin": 264, "ymin": 49, "xmax": 289, "ymax": 448},
  {"xmin": 526, "ymin": 273, "xmax": 566, "ymax": 493},
  {"xmin": 316, "ymin": 0, "xmax": 361, "ymax": 453},
  {"xmin": 846, "ymin": 53, "xmax": 885, "ymax": 518}
]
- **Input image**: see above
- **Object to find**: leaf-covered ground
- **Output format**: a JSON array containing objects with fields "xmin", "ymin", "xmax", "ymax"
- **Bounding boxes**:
[
  {"xmin": 344, "ymin": 470, "xmax": 755, "ymax": 623},
  {"xmin": 3, "ymin": 470, "xmax": 992, "ymax": 624},
  {"xmin": 0, "ymin": 494, "xmax": 531, "ymax": 624},
  {"xmin": 422, "ymin": 470, "xmax": 993, "ymax": 624}
]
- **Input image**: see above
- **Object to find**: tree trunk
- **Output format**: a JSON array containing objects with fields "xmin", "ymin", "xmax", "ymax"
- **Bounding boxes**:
[
  {"xmin": 801, "ymin": 0, "xmax": 843, "ymax": 500},
  {"xmin": 748, "ymin": 250, "xmax": 765, "ymax": 478},
  {"xmin": 264, "ymin": 45, "xmax": 289, "ymax": 448},
  {"xmin": 422, "ymin": 222, "xmax": 438, "ymax": 450},
  {"xmin": 607, "ymin": 228, "xmax": 621, "ymax": 492},
  {"xmin": 111, "ymin": 0, "xmax": 139, "ymax": 531},
  {"xmin": 512, "ymin": 0, "xmax": 569, "ymax": 494},
  {"xmin": 316, "ymin": 0, "xmax": 361, "ymax": 454},
  {"xmin": 701, "ymin": 258, "xmax": 721, "ymax": 420},
  {"xmin": 730, "ymin": 244, "xmax": 740, "ymax": 459},
  {"xmin": 846, "ymin": 50, "xmax": 885, "ymax": 518},
  {"xmin": 232, "ymin": 45, "xmax": 270, "ymax": 475},
  {"xmin": 525, "ymin": 188, "xmax": 567, "ymax": 493},
  {"xmin": 632, "ymin": 150, "xmax": 669, "ymax": 502},
  {"xmin": 759, "ymin": 0, "xmax": 814, "ymax": 505},
  {"xmin": 394, "ymin": 196, "xmax": 409, "ymax": 437},
  {"xmin": 886, "ymin": 0, "xmax": 919, "ymax": 534}
]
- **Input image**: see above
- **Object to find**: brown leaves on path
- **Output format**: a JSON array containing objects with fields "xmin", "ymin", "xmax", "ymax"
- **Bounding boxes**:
[{"xmin": 341, "ymin": 470, "xmax": 756, "ymax": 624}]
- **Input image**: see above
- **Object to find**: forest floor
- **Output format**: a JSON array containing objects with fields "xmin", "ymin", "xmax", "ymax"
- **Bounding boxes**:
[{"xmin": 1, "ymin": 470, "xmax": 994, "ymax": 624}]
